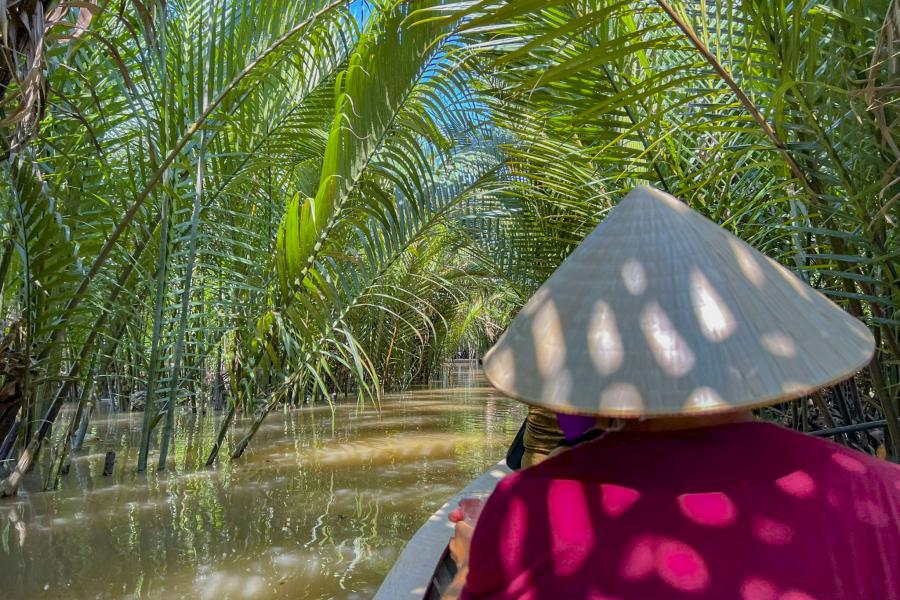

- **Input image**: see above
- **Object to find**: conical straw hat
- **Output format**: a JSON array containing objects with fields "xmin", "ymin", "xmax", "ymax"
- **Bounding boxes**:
[{"xmin": 483, "ymin": 186, "xmax": 875, "ymax": 417}]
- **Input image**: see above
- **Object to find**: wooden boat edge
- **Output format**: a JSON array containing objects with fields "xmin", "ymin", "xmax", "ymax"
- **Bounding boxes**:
[{"xmin": 373, "ymin": 461, "xmax": 511, "ymax": 600}]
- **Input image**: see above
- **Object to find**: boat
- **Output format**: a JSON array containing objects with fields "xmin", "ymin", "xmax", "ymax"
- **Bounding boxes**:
[{"xmin": 374, "ymin": 461, "xmax": 511, "ymax": 599}]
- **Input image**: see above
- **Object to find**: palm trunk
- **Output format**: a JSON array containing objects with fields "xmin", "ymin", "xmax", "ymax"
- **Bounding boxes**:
[
  {"xmin": 137, "ymin": 191, "xmax": 172, "ymax": 473},
  {"xmin": 205, "ymin": 398, "xmax": 237, "ymax": 466},
  {"xmin": 158, "ymin": 130, "xmax": 205, "ymax": 471},
  {"xmin": 45, "ymin": 379, "xmax": 93, "ymax": 491},
  {"xmin": 230, "ymin": 397, "xmax": 280, "ymax": 459}
]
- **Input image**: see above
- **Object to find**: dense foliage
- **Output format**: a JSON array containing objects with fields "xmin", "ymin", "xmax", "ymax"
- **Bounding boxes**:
[{"xmin": 0, "ymin": 0, "xmax": 897, "ymax": 495}]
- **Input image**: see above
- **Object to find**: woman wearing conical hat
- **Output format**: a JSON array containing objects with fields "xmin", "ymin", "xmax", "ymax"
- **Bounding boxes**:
[{"xmin": 443, "ymin": 186, "xmax": 900, "ymax": 600}]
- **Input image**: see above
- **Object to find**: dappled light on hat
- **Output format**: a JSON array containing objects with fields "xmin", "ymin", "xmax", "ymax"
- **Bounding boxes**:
[
  {"xmin": 622, "ymin": 258, "xmax": 647, "ymax": 295},
  {"xmin": 482, "ymin": 185, "xmax": 875, "ymax": 417},
  {"xmin": 769, "ymin": 255, "xmax": 812, "ymax": 301},
  {"xmin": 542, "ymin": 369, "xmax": 573, "ymax": 406},
  {"xmin": 588, "ymin": 301, "xmax": 624, "ymax": 375},
  {"xmin": 684, "ymin": 387, "xmax": 728, "ymax": 412},
  {"xmin": 531, "ymin": 294, "xmax": 566, "ymax": 377},
  {"xmin": 780, "ymin": 381, "xmax": 809, "ymax": 397},
  {"xmin": 728, "ymin": 237, "xmax": 765, "ymax": 287},
  {"xmin": 485, "ymin": 345, "xmax": 516, "ymax": 390},
  {"xmin": 690, "ymin": 269, "xmax": 736, "ymax": 342},
  {"xmin": 599, "ymin": 383, "xmax": 643, "ymax": 414},
  {"xmin": 640, "ymin": 301, "xmax": 695, "ymax": 377},
  {"xmin": 761, "ymin": 332, "xmax": 797, "ymax": 358}
]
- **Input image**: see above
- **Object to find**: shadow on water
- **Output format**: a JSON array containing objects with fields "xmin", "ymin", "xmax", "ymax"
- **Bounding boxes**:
[{"xmin": 0, "ymin": 363, "xmax": 524, "ymax": 599}]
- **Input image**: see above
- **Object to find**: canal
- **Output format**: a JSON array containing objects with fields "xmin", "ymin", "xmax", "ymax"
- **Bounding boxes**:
[{"xmin": 0, "ymin": 363, "xmax": 523, "ymax": 599}]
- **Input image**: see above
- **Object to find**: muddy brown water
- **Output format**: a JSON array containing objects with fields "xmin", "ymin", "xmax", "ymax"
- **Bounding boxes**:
[{"xmin": 0, "ymin": 364, "xmax": 523, "ymax": 599}]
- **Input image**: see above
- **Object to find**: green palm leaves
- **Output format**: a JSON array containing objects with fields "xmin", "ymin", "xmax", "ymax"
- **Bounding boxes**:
[
  {"xmin": 253, "ymin": 1, "xmax": 502, "ymax": 449},
  {"xmin": 2, "ymin": 0, "xmax": 508, "ymax": 486},
  {"xmin": 277, "ymin": 0, "xmax": 452, "ymax": 295},
  {"xmin": 2, "ymin": 0, "xmax": 896, "ymax": 492}
]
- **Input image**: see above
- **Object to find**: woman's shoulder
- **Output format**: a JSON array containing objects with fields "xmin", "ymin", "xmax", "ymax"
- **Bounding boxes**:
[{"xmin": 495, "ymin": 444, "xmax": 606, "ymax": 494}]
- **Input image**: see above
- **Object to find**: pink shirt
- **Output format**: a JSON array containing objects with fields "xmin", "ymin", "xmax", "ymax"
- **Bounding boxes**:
[{"xmin": 461, "ymin": 422, "xmax": 900, "ymax": 600}]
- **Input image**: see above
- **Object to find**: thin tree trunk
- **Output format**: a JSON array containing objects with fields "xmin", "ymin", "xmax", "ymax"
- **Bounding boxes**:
[
  {"xmin": 869, "ymin": 360, "xmax": 900, "ymax": 460},
  {"xmin": 0, "ymin": 420, "xmax": 19, "ymax": 476},
  {"xmin": 72, "ymin": 401, "xmax": 93, "ymax": 451},
  {"xmin": 0, "ymin": 213, "xmax": 158, "ymax": 495},
  {"xmin": 230, "ymin": 397, "xmax": 279, "ymax": 459},
  {"xmin": 205, "ymin": 398, "xmax": 236, "ymax": 466},
  {"xmin": 137, "ymin": 190, "xmax": 172, "ymax": 473},
  {"xmin": 45, "ymin": 379, "xmax": 93, "ymax": 491},
  {"xmin": 0, "ymin": 381, "xmax": 66, "ymax": 496},
  {"xmin": 158, "ymin": 129, "xmax": 206, "ymax": 471},
  {"xmin": 0, "ymin": 239, "xmax": 13, "ymax": 298}
]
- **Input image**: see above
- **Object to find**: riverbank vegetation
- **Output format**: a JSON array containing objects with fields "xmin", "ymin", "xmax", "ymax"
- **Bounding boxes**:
[{"xmin": 1, "ymin": 0, "xmax": 897, "ymax": 496}]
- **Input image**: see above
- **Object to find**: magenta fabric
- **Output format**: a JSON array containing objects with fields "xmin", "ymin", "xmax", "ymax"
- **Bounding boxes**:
[
  {"xmin": 461, "ymin": 422, "xmax": 900, "ymax": 600},
  {"xmin": 556, "ymin": 413, "xmax": 597, "ymax": 441}
]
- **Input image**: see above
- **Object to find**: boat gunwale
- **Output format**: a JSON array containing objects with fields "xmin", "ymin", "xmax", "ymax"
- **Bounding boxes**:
[{"xmin": 373, "ymin": 461, "xmax": 511, "ymax": 600}]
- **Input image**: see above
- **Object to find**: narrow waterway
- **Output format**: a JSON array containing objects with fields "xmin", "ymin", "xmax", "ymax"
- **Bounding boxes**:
[{"xmin": 0, "ymin": 362, "xmax": 524, "ymax": 599}]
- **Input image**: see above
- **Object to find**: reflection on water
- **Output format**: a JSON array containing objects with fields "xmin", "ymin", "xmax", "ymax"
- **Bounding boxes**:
[{"xmin": 0, "ymin": 363, "xmax": 523, "ymax": 599}]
